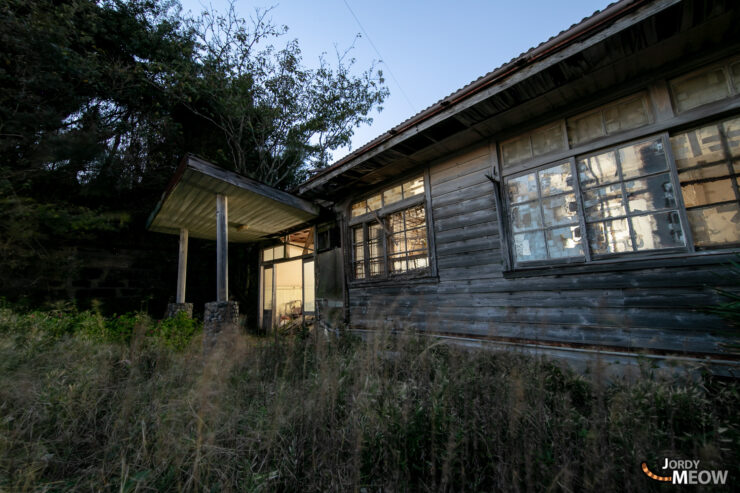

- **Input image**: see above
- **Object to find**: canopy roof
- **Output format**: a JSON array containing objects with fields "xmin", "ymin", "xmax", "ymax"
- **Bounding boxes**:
[{"xmin": 147, "ymin": 155, "xmax": 320, "ymax": 243}]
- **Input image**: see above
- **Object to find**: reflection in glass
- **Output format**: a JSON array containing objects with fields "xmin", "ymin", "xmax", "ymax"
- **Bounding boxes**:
[
  {"xmin": 577, "ymin": 152, "xmax": 618, "ymax": 188},
  {"xmin": 546, "ymin": 226, "xmax": 584, "ymax": 259},
  {"xmin": 538, "ymin": 162, "xmax": 572, "ymax": 196},
  {"xmin": 511, "ymin": 202, "xmax": 543, "ymax": 232},
  {"xmin": 604, "ymin": 96, "xmax": 649, "ymax": 134},
  {"xmin": 403, "ymin": 177, "xmax": 425, "ymax": 198},
  {"xmin": 618, "ymin": 139, "xmax": 667, "ymax": 179},
  {"xmin": 351, "ymin": 200, "xmax": 367, "ymax": 217},
  {"xmin": 383, "ymin": 185, "xmax": 403, "ymax": 206},
  {"xmin": 303, "ymin": 261, "xmax": 315, "ymax": 312},
  {"xmin": 502, "ymin": 136, "xmax": 532, "ymax": 167},
  {"xmin": 513, "ymin": 231, "xmax": 547, "ymax": 262},
  {"xmin": 367, "ymin": 193, "xmax": 382, "ymax": 212},
  {"xmin": 583, "ymin": 184, "xmax": 625, "ymax": 220},
  {"xmin": 531, "ymin": 123, "xmax": 565, "ymax": 157},
  {"xmin": 671, "ymin": 67, "xmax": 730, "ymax": 113},
  {"xmin": 677, "ymin": 164, "xmax": 731, "ymax": 182},
  {"xmin": 587, "ymin": 218, "xmax": 632, "ymax": 255},
  {"xmin": 390, "ymin": 254, "xmax": 407, "ymax": 274},
  {"xmin": 568, "ymin": 111, "xmax": 604, "ymax": 147},
  {"xmin": 507, "ymin": 173, "xmax": 539, "ymax": 203},
  {"xmin": 632, "ymin": 212, "xmax": 684, "ymax": 251},
  {"xmin": 670, "ymin": 124, "xmax": 725, "ymax": 169},
  {"xmin": 723, "ymin": 117, "xmax": 740, "ymax": 158},
  {"xmin": 541, "ymin": 193, "xmax": 578, "ymax": 227},
  {"xmin": 688, "ymin": 203, "xmax": 740, "ymax": 246},
  {"xmin": 625, "ymin": 174, "xmax": 675, "ymax": 213}
]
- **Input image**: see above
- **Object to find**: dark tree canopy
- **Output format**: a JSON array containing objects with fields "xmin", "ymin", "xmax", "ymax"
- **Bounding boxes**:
[{"xmin": 0, "ymin": 0, "xmax": 388, "ymax": 305}]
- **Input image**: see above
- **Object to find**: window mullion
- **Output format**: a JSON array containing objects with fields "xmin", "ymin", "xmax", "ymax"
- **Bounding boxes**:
[
  {"xmin": 363, "ymin": 223, "xmax": 370, "ymax": 278},
  {"xmin": 535, "ymin": 169, "xmax": 551, "ymax": 259},
  {"xmin": 571, "ymin": 157, "xmax": 592, "ymax": 262},
  {"xmin": 663, "ymin": 133, "xmax": 696, "ymax": 253},
  {"xmin": 382, "ymin": 216, "xmax": 390, "ymax": 278},
  {"xmin": 614, "ymin": 149, "xmax": 639, "ymax": 252}
]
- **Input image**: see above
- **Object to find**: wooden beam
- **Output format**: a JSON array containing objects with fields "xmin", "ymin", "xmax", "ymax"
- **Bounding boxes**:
[
  {"xmin": 216, "ymin": 194, "xmax": 228, "ymax": 302},
  {"xmin": 176, "ymin": 228, "xmax": 188, "ymax": 303}
]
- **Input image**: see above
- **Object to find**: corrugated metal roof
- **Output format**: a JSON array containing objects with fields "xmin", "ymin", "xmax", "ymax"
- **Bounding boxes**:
[
  {"xmin": 299, "ymin": 0, "xmax": 645, "ymax": 190},
  {"xmin": 147, "ymin": 155, "xmax": 319, "ymax": 242}
]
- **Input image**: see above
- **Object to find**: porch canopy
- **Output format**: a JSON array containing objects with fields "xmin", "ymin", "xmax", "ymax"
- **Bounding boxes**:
[
  {"xmin": 147, "ymin": 154, "xmax": 319, "ymax": 243},
  {"xmin": 147, "ymin": 154, "xmax": 319, "ymax": 304}
]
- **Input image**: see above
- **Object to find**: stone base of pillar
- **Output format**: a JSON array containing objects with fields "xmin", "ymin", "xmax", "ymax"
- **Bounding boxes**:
[
  {"xmin": 203, "ymin": 301, "xmax": 239, "ymax": 354},
  {"xmin": 165, "ymin": 302, "xmax": 193, "ymax": 319}
]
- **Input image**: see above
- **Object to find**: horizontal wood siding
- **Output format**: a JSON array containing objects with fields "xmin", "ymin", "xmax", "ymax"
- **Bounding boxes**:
[{"xmin": 346, "ymin": 145, "xmax": 738, "ymax": 359}]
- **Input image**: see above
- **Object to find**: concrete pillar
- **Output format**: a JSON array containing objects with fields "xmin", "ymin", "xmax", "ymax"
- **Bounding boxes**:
[{"xmin": 203, "ymin": 301, "xmax": 239, "ymax": 354}]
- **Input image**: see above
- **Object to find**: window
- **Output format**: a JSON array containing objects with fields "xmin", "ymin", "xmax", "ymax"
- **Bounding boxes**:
[
  {"xmin": 349, "ymin": 175, "xmax": 431, "ymax": 280},
  {"xmin": 670, "ymin": 117, "xmax": 740, "ymax": 246},
  {"xmin": 502, "ymin": 115, "xmax": 740, "ymax": 268},
  {"xmin": 669, "ymin": 58, "xmax": 740, "ymax": 113}
]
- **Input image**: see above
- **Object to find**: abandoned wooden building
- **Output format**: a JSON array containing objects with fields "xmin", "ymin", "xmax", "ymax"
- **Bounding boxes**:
[{"xmin": 148, "ymin": 0, "xmax": 740, "ymax": 374}]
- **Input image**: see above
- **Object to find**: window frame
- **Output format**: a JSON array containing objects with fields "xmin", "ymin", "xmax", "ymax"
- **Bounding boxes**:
[
  {"xmin": 345, "ymin": 170, "xmax": 437, "ymax": 285},
  {"xmin": 499, "ymin": 125, "xmax": 740, "ymax": 273}
]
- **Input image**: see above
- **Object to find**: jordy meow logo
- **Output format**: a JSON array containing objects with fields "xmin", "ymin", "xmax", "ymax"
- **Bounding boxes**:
[{"xmin": 641, "ymin": 458, "xmax": 729, "ymax": 485}]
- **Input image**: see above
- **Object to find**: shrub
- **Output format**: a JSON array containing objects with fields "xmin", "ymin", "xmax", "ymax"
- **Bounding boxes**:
[{"xmin": 153, "ymin": 311, "xmax": 201, "ymax": 350}]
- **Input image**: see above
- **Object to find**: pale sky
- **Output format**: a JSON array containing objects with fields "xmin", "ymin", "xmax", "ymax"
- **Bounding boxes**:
[{"xmin": 179, "ymin": 0, "xmax": 609, "ymax": 162}]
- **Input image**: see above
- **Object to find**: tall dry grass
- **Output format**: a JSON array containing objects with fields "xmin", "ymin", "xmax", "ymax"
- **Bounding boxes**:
[{"xmin": 0, "ymin": 305, "xmax": 738, "ymax": 491}]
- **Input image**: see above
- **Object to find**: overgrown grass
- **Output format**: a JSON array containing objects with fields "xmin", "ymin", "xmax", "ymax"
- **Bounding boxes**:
[{"xmin": 0, "ymin": 306, "xmax": 738, "ymax": 491}]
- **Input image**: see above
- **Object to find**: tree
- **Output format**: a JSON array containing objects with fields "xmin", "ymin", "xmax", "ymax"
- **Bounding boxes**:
[
  {"xmin": 0, "ymin": 0, "xmax": 389, "ymax": 308},
  {"xmin": 174, "ymin": 1, "xmax": 388, "ymax": 188}
]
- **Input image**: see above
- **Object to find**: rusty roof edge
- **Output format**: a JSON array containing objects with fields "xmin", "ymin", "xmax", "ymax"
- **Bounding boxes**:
[{"xmin": 298, "ymin": 0, "xmax": 657, "ymax": 195}]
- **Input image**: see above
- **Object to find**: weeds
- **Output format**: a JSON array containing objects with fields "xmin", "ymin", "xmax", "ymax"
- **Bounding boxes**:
[{"xmin": 0, "ymin": 308, "xmax": 738, "ymax": 491}]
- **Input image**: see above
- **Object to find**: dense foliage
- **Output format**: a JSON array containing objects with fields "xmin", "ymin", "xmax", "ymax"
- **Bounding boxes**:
[
  {"xmin": 0, "ymin": 306, "xmax": 738, "ymax": 491},
  {"xmin": 0, "ymin": 0, "xmax": 387, "ymax": 306}
]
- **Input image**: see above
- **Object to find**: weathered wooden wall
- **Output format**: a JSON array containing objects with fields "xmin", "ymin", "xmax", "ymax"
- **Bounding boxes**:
[{"xmin": 347, "ymin": 144, "xmax": 738, "ymax": 363}]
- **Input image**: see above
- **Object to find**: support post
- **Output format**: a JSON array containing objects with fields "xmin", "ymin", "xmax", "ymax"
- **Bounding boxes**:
[
  {"xmin": 204, "ymin": 194, "xmax": 239, "ymax": 354},
  {"xmin": 216, "ymin": 194, "xmax": 228, "ymax": 302},
  {"xmin": 176, "ymin": 228, "xmax": 188, "ymax": 303},
  {"xmin": 166, "ymin": 228, "xmax": 193, "ymax": 319}
]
